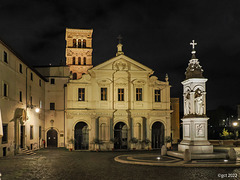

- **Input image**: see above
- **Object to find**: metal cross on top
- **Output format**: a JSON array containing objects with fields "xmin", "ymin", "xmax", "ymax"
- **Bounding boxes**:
[
  {"xmin": 190, "ymin": 40, "xmax": 197, "ymax": 50},
  {"xmin": 117, "ymin": 34, "xmax": 122, "ymax": 44}
]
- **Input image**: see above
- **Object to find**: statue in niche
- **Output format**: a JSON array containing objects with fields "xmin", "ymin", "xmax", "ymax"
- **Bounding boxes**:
[
  {"xmin": 196, "ymin": 124, "xmax": 204, "ymax": 136},
  {"xmin": 184, "ymin": 92, "xmax": 191, "ymax": 115},
  {"xmin": 195, "ymin": 89, "xmax": 204, "ymax": 115}
]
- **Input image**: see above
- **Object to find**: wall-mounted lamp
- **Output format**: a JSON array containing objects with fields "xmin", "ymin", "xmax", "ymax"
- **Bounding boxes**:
[{"xmin": 27, "ymin": 104, "xmax": 40, "ymax": 113}]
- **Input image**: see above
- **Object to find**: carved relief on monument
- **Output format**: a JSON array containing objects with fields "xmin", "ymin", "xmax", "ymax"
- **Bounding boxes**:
[
  {"xmin": 194, "ymin": 88, "xmax": 204, "ymax": 115},
  {"xmin": 184, "ymin": 91, "xmax": 191, "ymax": 115},
  {"xmin": 196, "ymin": 123, "xmax": 205, "ymax": 137}
]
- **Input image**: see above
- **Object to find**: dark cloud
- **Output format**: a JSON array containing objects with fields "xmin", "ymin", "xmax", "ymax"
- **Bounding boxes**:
[{"xmin": 0, "ymin": 0, "xmax": 240, "ymax": 110}]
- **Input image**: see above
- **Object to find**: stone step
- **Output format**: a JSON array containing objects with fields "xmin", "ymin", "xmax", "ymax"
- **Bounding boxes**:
[{"xmin": 20, "ymin": 148, "xmax": 36, "ymax": 155}]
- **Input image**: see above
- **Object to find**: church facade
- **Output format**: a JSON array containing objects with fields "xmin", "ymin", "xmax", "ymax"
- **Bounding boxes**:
[
  {"xmin": 0, "ymin": 28, "xmax": 179, "ymax": 156},
  {"xmin": 36, "ymin": 28, "xmax": 174, "ymax": 151}
]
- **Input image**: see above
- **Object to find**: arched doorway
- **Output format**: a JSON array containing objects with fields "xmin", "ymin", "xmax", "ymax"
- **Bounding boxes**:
[
  {"xmin": 74, "ymin": 122, "xmax": 89, "ymax": 150},
  {"xmin": 152, "ymin": 122, "xmax": 164, "ymax": 149},
  {"xmin": 47, "ymin": 129, "xmax": 58, "ymax": 147},
  {"xmin": 114, "ymin": 122, "xmax": 128, "ymax": 149}
]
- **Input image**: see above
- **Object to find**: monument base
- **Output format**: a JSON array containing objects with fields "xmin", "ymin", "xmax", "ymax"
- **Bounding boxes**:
[{"xmin": 178, "ymin": 143, "xmax": 213, "ymax": 154}]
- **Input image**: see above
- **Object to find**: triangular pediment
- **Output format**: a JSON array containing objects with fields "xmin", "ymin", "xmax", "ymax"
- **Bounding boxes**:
[{"xmin": 92, "ymin": 54, "xmax": 153, "ymax": 72}]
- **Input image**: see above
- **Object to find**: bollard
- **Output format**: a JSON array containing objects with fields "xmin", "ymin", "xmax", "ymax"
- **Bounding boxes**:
[
  {"xmin": 161, "ymin": 145, "xmax": 167, "ymax": 156},
  {"xmin": 184, "ymin": 149, "xmax": 191, "ymax": 161},
  {"xmin": 228, "ymin": 147, "xmax": 236, "ymax": 160}
]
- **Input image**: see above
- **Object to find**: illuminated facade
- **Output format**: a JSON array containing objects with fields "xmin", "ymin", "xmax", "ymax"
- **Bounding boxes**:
[{"xmin": 1, "ymin": 28, "xmax": 178, "ymax": 154}]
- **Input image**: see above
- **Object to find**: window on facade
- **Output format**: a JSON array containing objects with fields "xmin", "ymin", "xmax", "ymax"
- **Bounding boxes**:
[
  {"xmin": 3, "ymin": 83, "xmax": 8, "ymax": 97},
  {"xmin": 4, "ymin": 51, "xmax": 8, "ymax": 63},
  {"xmin": 73, "ymin": 39, "xmax": 77, "ymax": 48},
  {"xmin": 50, "ymin": 103, "xmax": 55, "ymax": 110},
  {"xmin": 78, "ymin": 39, "xmax": 81, "ymax": 48},
  {"xmin": 73, "ymin": 73, "xmax": 77, "ymax": 80},
  {"xmin": 136, "ymin": 88, "xmax": 142, "ymax": 101},
  {"xmin": 155, "ymin": 89, "xmax": 161, "ymax": 102},
  {"xmin": 30, "ymin": 125, "xmax": 33, "ymax": 140},
  {"xmin": 50, "ymin": 78, "xmax": 55, "ymax": 84},
  {"xmin": 83, "ymin": 57, "xmax": 86, "ymax": 65},
  {"xmin": 19, "ymin": 91, "xmax": 22, "ymax": 102},
  {"xmin": 78, "ymin": 57, "xmax": 81, "ymax": 65},
  {"xmin": 30, "ymin": 96, "xmax": 33, "ymax": 105},
  {"xmin": 39, "ymin": 100, "xmax": 42, "ymax": 108},
  {"xmin": 39, "ymin": 79, "xmax": 41, "ymax": 87},
  {"xmin": 73, "ymin": 57, "xmax": 75, "ymax": 65},
  {"xmin": 83, "ymin": 39, "xmax": 86, "ymax": 48},
  {"xmin": 39, "ymin": 126, "xmax": 41, "ymax": 139},
  {"xmin": 19, "ymin": 64, "xmax": 23, "ymax": 73},
  {"xmin": 118, "ymin": 88, "xmax": 124, "ymax": 101},
  {"xmin": 101, "ymin": 88, "xmax": 107, "ymax": 101},
  {"xmin": 2, "ymin": 124, "xmax": 8, "ymax": 143},
  {"xmin": 31, "ymin": 72, "xmax": 33, "ymax": 81},
  {"xmin": 78, "ymin": 88, "xmax": 85, "ymax": 101}
]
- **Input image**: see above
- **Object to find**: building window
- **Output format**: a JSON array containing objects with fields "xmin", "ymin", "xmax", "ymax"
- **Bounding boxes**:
[
  {"xmin": 118, "ymin": 88, "xmax": 124, "ymax": 101},
  {"xmin": 136, "ymin": 88, "xmax": 142, "ymax": 101},
  {"xmin": 3, "ymin": 51, "xmax": 8, "ymax": 63},
  {"xmin": 19, "ymin": 64, "xmax": 23, "ymax": 73},
  {"xmin": 39, "ymin": 126, "xmax": 42, "ymax": 139},
  {"xmin": 78, "ymin": 39, "xmax": 81, "ymax": 48},
  {"xmin": 83, "ymin": 39, "xmax": 86, "ymax": 48},
  {"xmin": 30, "ymin": 72, "xmax": 33, "ymax": 81},
  {"xmin": 50, "ymin": 103, "xmax": 55, "ymax": 110},
  {"xmin": 3, "ymin": 83, "xmax": 8, "ymax": 97},
  {"xmin": 73, "ymin": 73, "xmax": 77, "ymax": 80},
  {"xmin": 78, "ymin": 57, "xmax": 81, "ymax": 65},
  {"xmin": 155, "ymin": 89, "xmax": 161, "ymax": 102},
  {"xmin": 83, "ymin": 57, "xmax": 86, "ymax": 65},
  {"xmin": 73, "ymin": 39, "xmax": 77, "ymax": 48},
  {"xmin": 101, "ymin": 88, "xmax": 107, "ymax": 101},
  {"xmin": 78, "ymin": 88, "xmax": 85, "ymax": 101},
  {"xmin": 2, "ymin": 124, "xmax": 8, "ymax": 143},
  {"xmin": 30, "ymin": 96, "xmax": 33, "ymax": 105},
  {"xmin": 50, "ymin": 78, "xmax": 55, "ymax": 84},
  {"xmin": 39, "ymin": 79, "xmax": 41, "ymax": 87},
  {"xmin": 73, "ymin": 57, "xmax": 75, "ymax": 65},
  {"xmin": 30, "ymin": 125, "xmax": 33, "ymax": 140},
  {"xmin": 39, "ymin": 100, "xmax": 42, "ymax": 108},
  {"xmin": 19, "ymin": 91, "xmax": 22, "ymax": 102}
]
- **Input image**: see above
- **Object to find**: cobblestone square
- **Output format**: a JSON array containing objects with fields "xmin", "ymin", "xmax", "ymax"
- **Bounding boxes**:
[{"xmin": 0, "ymin": 149, "xmax": 240, "ymax": 180}]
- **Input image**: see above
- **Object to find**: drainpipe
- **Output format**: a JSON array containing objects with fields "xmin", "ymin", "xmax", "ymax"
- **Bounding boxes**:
[{"xmin": 64, "ymin": 84, "xmax": 67, "ymax": 147}]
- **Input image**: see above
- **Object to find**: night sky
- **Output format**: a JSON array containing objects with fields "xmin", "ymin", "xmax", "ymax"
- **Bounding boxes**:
[{"xmin": 0, "ymin": 0, "xmax": 240, "ymax": 111}]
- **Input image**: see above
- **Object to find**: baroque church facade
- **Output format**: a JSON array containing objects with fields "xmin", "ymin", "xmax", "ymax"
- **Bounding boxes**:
[{"xmin": 0, "ymin": 28, "xmax": 179, "ymax": 156}]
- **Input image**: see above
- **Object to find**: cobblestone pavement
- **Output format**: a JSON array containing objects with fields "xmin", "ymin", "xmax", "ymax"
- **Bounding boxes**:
[{"xmin": 0, "ymin": 148, "xmax": 240, "ymax": 180}]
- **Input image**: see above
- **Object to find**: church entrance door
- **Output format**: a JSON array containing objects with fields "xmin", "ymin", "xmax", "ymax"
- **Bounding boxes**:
[
  {"xmin": 152, "ymin": 122, "xmax": 164, "ymax": 149},
  {"xmin": 47, "ymin": 129, "xmax": 58, "ymax": 147},
  {"xmin": 114, "ymin": 122, "xmax": 128, "ymax": 149},
  {"xmin": 74, "ymin": 122, "xmax": 89, "ymax": 150}
]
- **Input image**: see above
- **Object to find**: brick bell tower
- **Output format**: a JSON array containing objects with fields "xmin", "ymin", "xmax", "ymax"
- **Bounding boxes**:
[{"xmin": 65, "ymin": 28, "xmax": 93, "ymax": 79}]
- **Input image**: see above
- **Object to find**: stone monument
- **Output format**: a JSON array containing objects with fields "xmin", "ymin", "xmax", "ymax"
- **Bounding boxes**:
[{"xmin": 178, "ymin": 40, "xmax": 213, "ymax": 153}]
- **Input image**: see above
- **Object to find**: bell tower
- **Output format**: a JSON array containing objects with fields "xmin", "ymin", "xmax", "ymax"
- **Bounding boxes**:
[{"xmin": 65, "ymin": 28, "xmax": 93, "ymax": 79}]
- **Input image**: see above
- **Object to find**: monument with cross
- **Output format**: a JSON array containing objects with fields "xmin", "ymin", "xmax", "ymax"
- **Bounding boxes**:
[{"xmin": 178, "ymin": 40, "xmax": 213, "ymax": 153}]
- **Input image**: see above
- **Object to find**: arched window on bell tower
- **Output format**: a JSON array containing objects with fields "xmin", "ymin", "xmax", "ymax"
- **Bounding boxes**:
[
  {"xmin": 83, "ymin": 57, "xmax": 86, "ymax": 65},
  {"xmin": 83, "ymin": 39, "xmax": 86, "ymax": 48},
  {"xmin": 73, "ymin": 73, "xmax": 77, "ymax": 80},
  {"xmin": 73, "ymin": 57, "xmax": 76, "ymax": 65},
  {"xmin": 78, "ymin": 57, "xmax": 81, "ymax": 65},
  {"xmin": 78, "ymin": 39, "xmax": 81, "ymax": 48},
  {"xmin": 73, "ymin": 39, "xmax": 77, "ymax": 48}
]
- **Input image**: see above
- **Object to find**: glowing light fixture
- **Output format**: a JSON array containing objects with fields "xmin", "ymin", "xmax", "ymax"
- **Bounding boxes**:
[{"xmin": 35, "ymin": 108, "xmax": 40, "ymax": 113}]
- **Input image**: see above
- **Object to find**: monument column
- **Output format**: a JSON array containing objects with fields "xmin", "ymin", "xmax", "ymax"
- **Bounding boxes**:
[{"xmin": 178, "ymin": 40, "xmax": 213, "ymax": 154}]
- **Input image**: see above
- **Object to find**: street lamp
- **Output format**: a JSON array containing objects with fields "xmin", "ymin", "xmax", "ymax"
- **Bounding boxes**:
[{"xmin": 232, "ymin": 122, "xmax": 239, "ymax": 140}]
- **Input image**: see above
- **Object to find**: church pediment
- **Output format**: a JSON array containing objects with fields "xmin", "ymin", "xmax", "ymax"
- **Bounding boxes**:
[{"xmin": 92, "ymin": 55, "xmax": 153, "ymax": 73}]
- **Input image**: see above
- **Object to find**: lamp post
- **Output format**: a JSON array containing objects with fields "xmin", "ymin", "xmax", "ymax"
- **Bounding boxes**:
[{"xmin": 232, "ymin": 122, "xmax": 238, "ymax": 140}]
